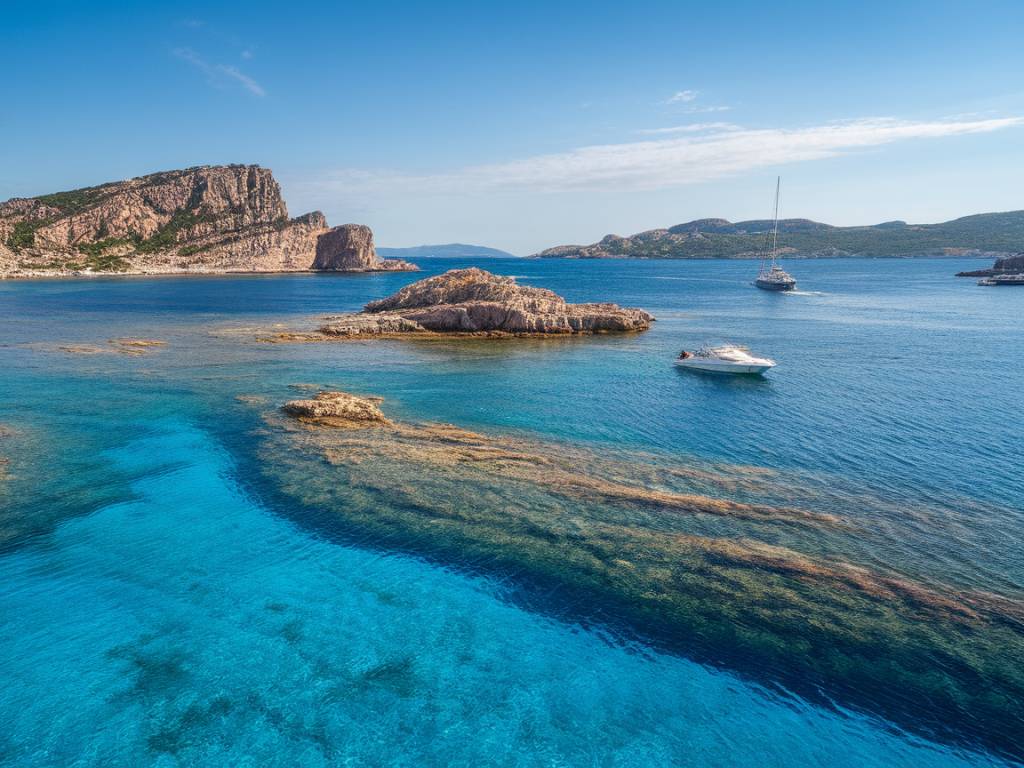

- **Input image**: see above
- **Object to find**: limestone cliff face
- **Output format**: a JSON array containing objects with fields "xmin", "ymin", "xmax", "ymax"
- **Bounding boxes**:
[
  {"xmin": 313, "ymin": 224, "xmax": 416, "ymax": 272},
  {"xmin": 0, "ymin": 164, "xmax": 414, "ymax": 276}
]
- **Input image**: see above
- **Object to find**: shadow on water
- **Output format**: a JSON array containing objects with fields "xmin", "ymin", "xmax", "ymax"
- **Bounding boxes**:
[{"xmin": 673, "ymin": 367, "xmax": 774, "ymax": 389}]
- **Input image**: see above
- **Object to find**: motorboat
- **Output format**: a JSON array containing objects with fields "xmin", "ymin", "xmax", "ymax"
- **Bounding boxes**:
[
  {"xmin": 675, "ymin": 345, "xmax": 776, "ymax": 374},
  {"xmin": 754, "ymin": 177, "xmax": 797, "ymax": 291}
]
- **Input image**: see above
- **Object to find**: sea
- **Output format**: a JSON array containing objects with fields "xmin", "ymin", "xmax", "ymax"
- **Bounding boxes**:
[{"xmin": 0, "ymin": 257, "xmax": 1021, "ymax": 767}]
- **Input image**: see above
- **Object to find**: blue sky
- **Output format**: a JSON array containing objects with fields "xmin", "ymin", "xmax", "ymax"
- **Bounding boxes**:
[{"xmin": 2, "ymin": 0, "xmax": 1023, "ymax": 253}]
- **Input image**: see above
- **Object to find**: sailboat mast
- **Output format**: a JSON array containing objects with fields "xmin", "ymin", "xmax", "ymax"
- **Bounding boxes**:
[{"xmin": 770, "ymin": 176, "xmax": 780, "ymax": 267}]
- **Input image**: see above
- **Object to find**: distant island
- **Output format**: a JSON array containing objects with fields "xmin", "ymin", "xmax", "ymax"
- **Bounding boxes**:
[
  {"xmin": 377, "ymin": 243, "xmax": 516, "ymax": 259},
  {"xmin": 533, "ymin": 211, "xmax": 1024, "ymax": 260},
  {"xmin": 0, "ymin": 164, "xmax": 416, "ymax": 278}
]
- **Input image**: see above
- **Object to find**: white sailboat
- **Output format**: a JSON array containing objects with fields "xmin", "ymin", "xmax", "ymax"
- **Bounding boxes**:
[{"xmin": 754, "ymin": 177, "xmax": 797, "ymax": 291}]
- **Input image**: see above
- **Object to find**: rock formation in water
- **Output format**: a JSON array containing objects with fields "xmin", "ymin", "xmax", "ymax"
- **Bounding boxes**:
[
  {"xmin": 316, "ymin": 268, "xmax": 653, "ymax": 336},
  {"xmin": 0, "ymin": 164, "xmax": 417, "ymax": 277},
  {"xmin": 255, "ymin": 392, "xmax": 1024, "ymax": 760},
  {"xmin": 313, "ymin": 224, "xmax": 415, "ymax": 272},
  {"xmin": 955, "ymin": 252, "xmax": 1024, "ymax": 277},
  {"xmin": 282, "ymin": 391, "xmax": 390, "ymax": 425}
]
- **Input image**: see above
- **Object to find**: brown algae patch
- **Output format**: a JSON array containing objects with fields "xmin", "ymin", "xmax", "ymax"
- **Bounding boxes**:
[
  {"xmin": 259, "ymin": 391, "xmax": 1024, "ymax": 758},
  {"xmin": 110, "ymin": 338, "xmax": 166, "ymax": 355},
  {"xmin": 54, "ymin": 339, "xmax": 166, "ymax": 356}
]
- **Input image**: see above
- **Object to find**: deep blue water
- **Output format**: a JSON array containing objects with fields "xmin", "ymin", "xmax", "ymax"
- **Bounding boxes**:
[{"xmin": 0, "ymin": 258, "xmax": 1021, "ymax": 766}]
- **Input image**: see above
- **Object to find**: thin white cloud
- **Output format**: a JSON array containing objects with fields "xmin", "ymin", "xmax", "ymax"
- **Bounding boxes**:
[
  {"xmin": 682, "ymin": 105, "xmax": 732, "ymax": 114},
  {"xmin": 636, "ymin": 122, "xmax": 740, "ymax": 135},
  {"xmin": 173, "ymin": 47, "xmax": 266, "ymax": 97},
  {"xmin": 218, "ymin": 64, "xmax": 265, "ymax": 96},
  {"xmin": 665, "ymin": 89, "xmax": 699, "ymax": 104},
  {"xmin": 294, "ymin": 116, "xmax": 1024, "ymax": 200}
]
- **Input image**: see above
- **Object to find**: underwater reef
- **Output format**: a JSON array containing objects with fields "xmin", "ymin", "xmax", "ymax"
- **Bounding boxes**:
[{"xmin": 256, "ymin": 392, "xmax": 1024, "ymax": 761}]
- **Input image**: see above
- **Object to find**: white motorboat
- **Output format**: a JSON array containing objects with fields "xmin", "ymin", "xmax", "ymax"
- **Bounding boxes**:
[
  {"xmin": 675, "ymin": 345, "xmax": 776, "ymax": 374},
  {"xmin": 754, "ymin": 177, "xmax": 797, "ymax": 291}
]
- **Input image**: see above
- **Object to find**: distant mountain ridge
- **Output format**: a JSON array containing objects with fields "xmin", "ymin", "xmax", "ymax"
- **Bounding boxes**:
[
  {"xmin": 377, "ymin": 243, "xmax": 516, "ymax": 259},
  {"xmin": 534, "ymin": 211, "xmax": 1024, "ymax": 260}
]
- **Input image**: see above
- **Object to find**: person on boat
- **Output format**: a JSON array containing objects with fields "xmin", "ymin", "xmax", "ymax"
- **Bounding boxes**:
[{"xmin": 678, "ymin": 351, "xmax": 691, "ymax": 359}]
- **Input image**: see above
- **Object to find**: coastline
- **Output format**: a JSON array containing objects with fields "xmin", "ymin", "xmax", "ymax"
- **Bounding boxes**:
[
  {"xmin": 0, "ymin": 266, "xmax": 421, "ymax": 281},
  {"xmin": 2, "ymin": 252, "xmax": 998, "ymax": 279}
]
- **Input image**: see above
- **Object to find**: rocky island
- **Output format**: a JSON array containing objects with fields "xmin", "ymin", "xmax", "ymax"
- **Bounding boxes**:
[
  {"xmin": 306, "ymin": 267, "xmax": 653, "ymax": 337},
  {"xmin": 0, "ymin": 164, "xmax": 416, "ymax": 277}
]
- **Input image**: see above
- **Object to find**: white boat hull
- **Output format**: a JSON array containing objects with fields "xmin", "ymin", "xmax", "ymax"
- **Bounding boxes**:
[{"xmin": 675, "ymin": 359, "xmax": 775, "ymax": 374}]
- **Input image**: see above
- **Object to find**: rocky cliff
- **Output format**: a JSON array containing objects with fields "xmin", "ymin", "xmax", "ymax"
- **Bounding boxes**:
[
  {"xmin": 0, "ymin": 164, "xmax": 416, "ymax": 277},
  {"xmin": 316, "ymin": 267, "xmax": 653, "ymax": 336},
  {"xmin": 313, "ymin": 224, "xmax": 414, "ymax": 272}
]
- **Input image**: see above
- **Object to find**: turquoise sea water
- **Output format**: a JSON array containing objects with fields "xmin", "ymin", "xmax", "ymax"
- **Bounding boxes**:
[{"xmin": 0, "ymin": 258, "xmax": 1021, "ymax": 766}]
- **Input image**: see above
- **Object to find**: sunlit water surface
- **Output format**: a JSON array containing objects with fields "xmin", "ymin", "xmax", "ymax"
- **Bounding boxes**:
[{"xmin": 0, "ymin": 258, "xmax": 1021, "ymax": 766}]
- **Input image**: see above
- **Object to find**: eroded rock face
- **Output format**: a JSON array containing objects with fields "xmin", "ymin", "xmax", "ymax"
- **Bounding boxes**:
[
  {"xmin": 318, "ymin": 268, "xmax": 653, "ymax": 336},
  {"xmin": 0, "ymin": 165, "xmax": 406, "ymax": 277},
  {"xmin": 282, "ymin": 391, "xmax": 390, "ymax": 425},
  {"xmin": 313, "ymin": 224, "xmax": 416, "ymax": 272}
]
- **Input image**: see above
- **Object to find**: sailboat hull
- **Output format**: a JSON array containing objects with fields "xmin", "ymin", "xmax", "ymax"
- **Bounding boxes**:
[{"xmin": 754, "ymin": 277, "xmax": 796, "ymax": 291}]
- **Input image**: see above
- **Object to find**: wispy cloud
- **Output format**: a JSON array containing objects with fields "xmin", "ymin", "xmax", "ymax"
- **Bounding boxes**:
[
  {"xmin": 217, "ymin": 64, "xmax": 265, "ymax": 96},
  {"xmin": 682, "ymin": 104, "xmax": 732, "ymax": 114},
  {"xmin": 173, "ymin": 47, "xmax": 266, "ymax": 97},
  {"xmin": 636, "ymin": 122, "xmax": 740, "ymax": 135},
  {"xmin": 294, "ymin": 116, "xmax": 1024, "ymax": 200},
  {"xmin": 665, "ymin": 89, "xmax": 699, "ymax": 104}
]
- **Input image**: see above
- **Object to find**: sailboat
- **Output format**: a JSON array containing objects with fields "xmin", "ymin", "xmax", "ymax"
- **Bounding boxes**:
[{"xmin": 754, "ymin": 177, "xmax": 797, "ymax": 291}]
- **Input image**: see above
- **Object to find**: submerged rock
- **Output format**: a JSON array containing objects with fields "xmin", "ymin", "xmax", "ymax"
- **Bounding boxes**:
[
  {"xmin": 56, "ymin": 338, "xmax": 166, "ymax": 356},
  {"xmin": 319, "ymin": 268, "xmax": 653, "ymax": 337},
  {"xmin": 282, "ymin": 391, "xmax": 390, "ymax": 425},
  {"xmin": 257, "ymin": 396, "xmax": 1024, "ymax": 761}
]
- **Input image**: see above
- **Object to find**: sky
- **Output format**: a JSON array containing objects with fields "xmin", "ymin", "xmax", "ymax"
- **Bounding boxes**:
[{"xmin": 2, "ymin": 0, "xmax": 1023, "ymax": 254}]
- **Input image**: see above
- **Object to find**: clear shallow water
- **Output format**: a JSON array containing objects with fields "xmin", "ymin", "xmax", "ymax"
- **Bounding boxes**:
[{"xmin": 0, "ymin": 258, "xmax": 1021, "ymax": 766}]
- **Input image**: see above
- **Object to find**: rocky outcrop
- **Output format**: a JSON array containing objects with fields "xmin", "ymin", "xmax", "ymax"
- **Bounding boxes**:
[
  {"xmin": 317, "ymin": 268, "xmax": 653, "ymax": 337},
  {"xmin": 0, "ymin": 164, "xmax": 416, "ymax": 277},
  {"xmin": 282, "ymin": 391, "xmax": 390, "ymax": 425},
  {"xmin": 956, "ymin": 253, "xmax": 1024, "ymax": 277},
  {"xmin": 313, "ymin": 224, "xmax": 416, "ymax": 272}
]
